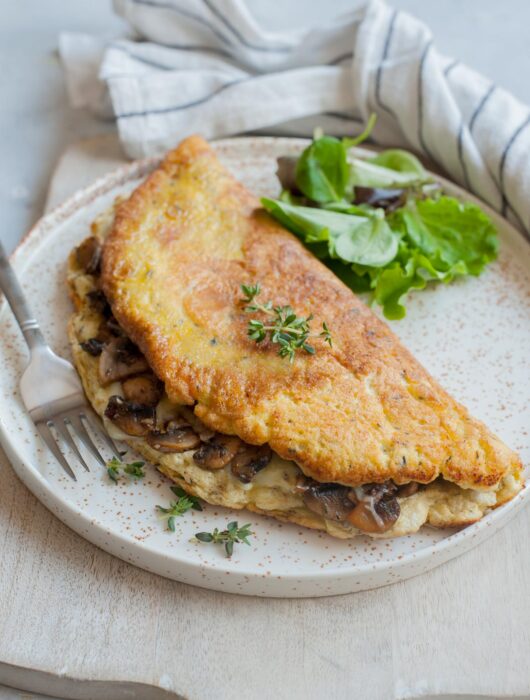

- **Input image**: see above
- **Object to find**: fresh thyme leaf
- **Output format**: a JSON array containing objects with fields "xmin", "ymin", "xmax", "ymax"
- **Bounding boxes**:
[
  {"xmin": 320, "ymin": 321, "xmax": 333, "ymax": 347},
  {"xmin": 123, "ymin": 461, "xmax": 146, "ymax": 479},
  {"xmin": 240, "ymin": 283, "xmax": 332, "ymax": 363},
  {"xmin": 170, "ymin": 485, "xmax": 203, "ymax": 511},
  {"xmin": 240, "ymin": 283, "xmax": 261, "ymax": 304},
  {"xmin": 105, "ymin": 456, "xmax": 145, "ymax": 483},
  {"xmin": 195, "ymin": 522, "xmax": 253, "ymax": 558},
  {"xmin": 157, "ymin": 488, "xmax": 203, "ymax": 530},
  {"xmin": 195, "ymin": 532, "xmax": 213, "ymax": 542},
  {"xmin": 107, "ymin": 457, "xmax": 120, "ymax": 483}
]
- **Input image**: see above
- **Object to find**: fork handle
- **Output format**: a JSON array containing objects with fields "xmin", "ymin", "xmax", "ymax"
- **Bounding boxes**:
[{"xmin": 0, "ymin": 238, "xmax": 46, "ymax": 351}]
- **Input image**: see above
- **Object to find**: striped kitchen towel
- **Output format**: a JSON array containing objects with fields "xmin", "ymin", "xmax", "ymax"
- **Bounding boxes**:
[{"xmin": 59, "ymin": 0, "xmax": 530, "ymax": 237}]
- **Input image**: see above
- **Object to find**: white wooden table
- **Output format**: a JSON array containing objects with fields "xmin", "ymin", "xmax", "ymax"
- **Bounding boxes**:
[{"xmin": 2, "ymin": 2, "xmax": 530, "ymax": 698}]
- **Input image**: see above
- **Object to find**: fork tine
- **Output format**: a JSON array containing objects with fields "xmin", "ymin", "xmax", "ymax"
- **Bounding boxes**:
[
  {"xmin": 83, "ymin": 410, "xmax": 122, "ymax": 459},
  {"xmin": 36, "ymin": 421, "xmax": 77, "ymax": 481},
  {"xmin": 68, "ymin": 414, "xmax": 106, "ymax": 466},
  {"xmin": 56, "ymin": 418, "xmax": 90, "ymax": 472}
]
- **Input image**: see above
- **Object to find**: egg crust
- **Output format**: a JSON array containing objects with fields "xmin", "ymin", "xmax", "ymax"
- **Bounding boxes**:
[
  {"xmin": 99, "ymin": 135, "xmax": 522, "ymax": 496},
  {"xmin": 67, "ymin": 206, "xmax": 521, "ymax": 538}
]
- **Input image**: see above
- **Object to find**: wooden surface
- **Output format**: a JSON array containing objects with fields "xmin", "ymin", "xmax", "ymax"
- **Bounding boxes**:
[{"xmin": 0, "ymin": 136, "xmax": 529, "ymax": 700}]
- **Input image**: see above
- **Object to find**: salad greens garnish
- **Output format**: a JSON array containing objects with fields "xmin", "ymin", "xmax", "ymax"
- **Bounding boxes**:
[
  {"xmin": 262, "ymin": 115, "xmax": 498, "ymax": 319},
  {"xmin": 349, "ymin": 149, "xmax": 427, "ymax": 189},
  {"xmin": 241, "ymin": 283, "xmax": 332, "ymax": 362},
  {"xmin": 295, "ymin": 134, "xmax": 350, "ymax": 203},
  {"xmin": 294, "ymin": 114, "xmax": 379, "ymax": 204},
  {"xmin": 156, "ymin": 486, "xmax": 203, "ymax": 532},
  {"xmin": 106, "ymin": 456, "xmax": 145, "ymax": 483},
  {"xmin": 261, "ymin": 200, "xmax": 399, "ymax": 267},
  {"xmin": 195, "ymin": 521, "xmax": 253, "ymax": 558}
]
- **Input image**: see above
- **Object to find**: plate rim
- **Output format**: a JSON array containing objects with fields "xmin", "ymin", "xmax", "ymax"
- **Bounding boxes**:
[{"xmin": 1, "ymin": 135, "xmax": 528, "ymax": 595}]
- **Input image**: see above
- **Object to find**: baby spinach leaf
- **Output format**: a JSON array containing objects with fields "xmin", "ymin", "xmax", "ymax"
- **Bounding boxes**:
[
  {"xmin": 293, "ymin": 115, "xmax": 377, "ymax": 203},
  {"xmin": 262, "ymin": 198, "xmax": 399, "ymax": 267},
  {"xmin": 295, "ymin": 136, "xmax": 349, "ymax": 203}
]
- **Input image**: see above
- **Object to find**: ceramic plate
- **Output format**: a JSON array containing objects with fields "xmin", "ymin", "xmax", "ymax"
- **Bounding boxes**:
[{"xmin": 1, "ymin": 137, "xmax": 529, "ymax": 597}]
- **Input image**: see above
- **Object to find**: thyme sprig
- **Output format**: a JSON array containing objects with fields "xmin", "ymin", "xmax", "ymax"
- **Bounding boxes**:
[
  {"xmin": 240, "ymin": 283, "xmax": 332, "ymax": 363},
  {"xmin": 156, "ymin": 486, "xmax": 203, "ymax": 532},
  {"xmin": 106, "ymin": 456, "xmax": 145, "ymax": 483},
  {"xmin": 195, "ymin": 521, "xmax": 253, "ymax": 558}
]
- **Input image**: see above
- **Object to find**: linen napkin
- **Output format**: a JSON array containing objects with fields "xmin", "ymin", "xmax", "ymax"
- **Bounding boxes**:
[{"xmin": 59, "ymin": 0, "xmax": 530, "ymax": 239}]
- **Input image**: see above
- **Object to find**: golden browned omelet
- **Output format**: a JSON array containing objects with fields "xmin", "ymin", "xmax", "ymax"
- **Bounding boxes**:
[
  {"xmin": 66, "ymin": 136, "xmax": 523, "ymax": 539},
  {"xmin": 101, "ymin": 136, "xmax": 522, "ymax": 490}
]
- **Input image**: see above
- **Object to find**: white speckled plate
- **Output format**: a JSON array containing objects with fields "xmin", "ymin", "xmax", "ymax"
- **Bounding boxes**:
[{"xmin": 1, "ymin": 137, "xmax": 529, "ymax": 597}]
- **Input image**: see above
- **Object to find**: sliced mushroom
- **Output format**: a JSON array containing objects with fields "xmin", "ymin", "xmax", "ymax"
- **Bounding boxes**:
[
  {"xmin": 396, "ymin": 482, "xmax": 420, "ymax": 498},
  {"xmin": 297, "ymin": 480, "xmax": 354, "ymax": 522},
  {"xmin": 147, "ymin": 420, "xmax": 201, "ymax": 453},
  {"xmin": 80, "ymin": 338, "xmax": 105, "ymax": 356},
  {"xmin": 193, "ymin": 434, "xmax": 242, "ymax": 470},
  {"xmin": 95, "ymin": 317, "xmax": 122, "ymax": 344},
  {"xmin": 346, "ymin": 482, "xmax": 400, "ymax": 534},
  {"xmin": 104, "ymin": 395, "xmax": 156, "ymax": 436},
  {"xmin": 348, "ymin": 481, "xmax": 398, "ymax": 504},
  {"xmin": 178, "ymin": 407, "xmax": 215, "ymax": 442},
  {"xmin": 76, "ymin": 236, "xmax": 101, "ymax": 274},
  {"xmin": 346, "ymin": 497, "xmax": 400, "ymax": 534},
  {"xmin": 86, "ymin": 290, "xmax": 110, "ymax": 316},
  {"xmin": 106, "ymin": 316, "xmax": 125, "ymax": 336},
  {"xmin": 98, "ymin": 337, "xmax": 149, "ymax": 386},
  {"xmin": 231, "ymin": 444, "xmax": 272, "ymax": 483},
  {"xmin": 122, "ymin": 374, "xmax": 162, "ymax": 407}
]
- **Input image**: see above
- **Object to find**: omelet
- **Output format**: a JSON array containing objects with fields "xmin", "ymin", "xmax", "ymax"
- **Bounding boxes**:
[{"xmin": 66, "ymin": 135, "xmax": 523, "ymax": 539}]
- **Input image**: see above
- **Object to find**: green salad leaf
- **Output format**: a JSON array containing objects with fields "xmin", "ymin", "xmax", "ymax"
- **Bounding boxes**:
[
  {"xmin": 295, "ymin": 135, "xmax": 349, "ymax": 203},
  {"xmin": 261, "ymin": 198, "xmax": 399, "ymax": 267},
  {"xmin": 294, "ymin": 114, "xmax": 378, "ymax": 203},
  {"xmin": 391, "ymin": 196, "xmax": 498, "ymax": 274},
  {"xmin": 294, "ymin": 114, "xmax": 427, "ymax": 198},
  {"xmin": 362, "ymin": 247, "xmax": 459, "ymax": 320},
  {"xmin": 341, "ymin": 197, "xmax": 498, "ymax": 319},
  {"xmin": 348, "ymin": 151, "xmax": 428, "ymax": 189},
  {"xmin": 369, "ymin": 149, "xmax": 427, "ymax": 177},
  {"xmin": 264, "ymin": 121, "xmax": 499, "ymax": 319}
]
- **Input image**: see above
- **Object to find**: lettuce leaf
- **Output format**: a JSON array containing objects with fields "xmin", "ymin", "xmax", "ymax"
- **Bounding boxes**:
[
  {"xmin": 339, "ymin": 197, "xmax": 498, "ymax": 319},
  {"xmin": 370, "ymin": 248, "xmax": 463, "ymax": 320},
  {"xmin": 390, "ymin": 196, "xmax": 498, "ymax": 274}
]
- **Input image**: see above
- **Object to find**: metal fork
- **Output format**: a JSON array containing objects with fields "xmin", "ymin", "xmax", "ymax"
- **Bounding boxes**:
[{"xmin": 0, "ymin": 239, "xmax": 120, "ymax": 480}]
